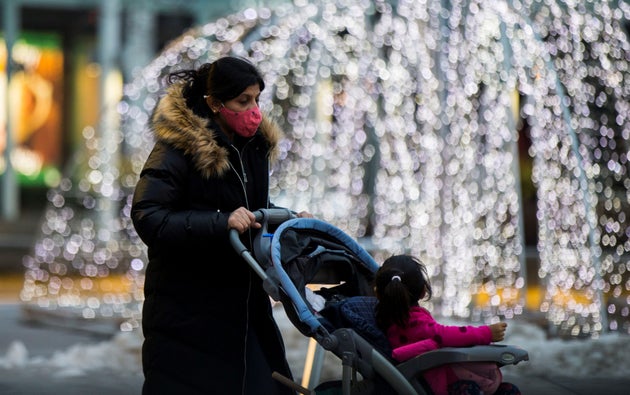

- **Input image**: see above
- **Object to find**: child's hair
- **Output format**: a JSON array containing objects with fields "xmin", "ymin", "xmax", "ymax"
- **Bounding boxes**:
[{"xmin": 374, "ymin": 255, "xmax": 432, "ymax": 330}]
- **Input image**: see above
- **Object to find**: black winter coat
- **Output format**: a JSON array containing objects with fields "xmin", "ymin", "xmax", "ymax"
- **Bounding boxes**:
[{"xmin": 131, "ymin": 83, "xmax": 294, "ymax": 395}]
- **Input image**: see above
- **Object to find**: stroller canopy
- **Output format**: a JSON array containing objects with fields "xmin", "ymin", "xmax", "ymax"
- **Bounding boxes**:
[{"xmin": 269, "ymin": 218, "xmax": 380, "ymax": 334}]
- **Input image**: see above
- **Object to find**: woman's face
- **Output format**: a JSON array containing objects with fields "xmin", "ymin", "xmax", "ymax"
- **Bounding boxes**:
[
  {"xmin": 224, "ymin": 83, "xmax": 260, "ymax": 112},
  {"xmin": 206, "ymin": 83, "xmax": 261, "ymax": 138}
]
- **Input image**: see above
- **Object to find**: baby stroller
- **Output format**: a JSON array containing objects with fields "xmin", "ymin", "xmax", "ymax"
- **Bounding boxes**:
[{"xmin": 230, "ymin": 208, "xmax": 529, "ymax": 395}]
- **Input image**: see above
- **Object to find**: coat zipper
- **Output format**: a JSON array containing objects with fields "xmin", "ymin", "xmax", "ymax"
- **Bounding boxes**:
[
  {"xmin": 229, "ymin": 143, "xmax": 250, "ymax": 209},
  {"xmin": 228, "ymin": 140, "xmax": 271, "ymax": 210}
]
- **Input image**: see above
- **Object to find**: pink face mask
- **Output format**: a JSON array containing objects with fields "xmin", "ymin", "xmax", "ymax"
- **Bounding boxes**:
[{"xmin": 219, "ymin": 105, "xmax": 262, "ymax": 138}]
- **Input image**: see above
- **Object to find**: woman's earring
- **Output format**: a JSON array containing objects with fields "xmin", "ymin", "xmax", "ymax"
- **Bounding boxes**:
[{"xmin": 204, "ymin": 95, "xmax": 214, "ymax": 111}]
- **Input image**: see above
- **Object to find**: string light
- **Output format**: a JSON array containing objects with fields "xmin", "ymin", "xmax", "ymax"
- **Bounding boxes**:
[{"xmin": 19, "ymin": 0, "xmax": 630, "ymax": 338}]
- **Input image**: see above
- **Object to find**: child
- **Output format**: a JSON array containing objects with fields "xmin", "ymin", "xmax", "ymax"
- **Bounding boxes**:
[{"xmin": 374, "ymin": 255, "xmax": 521, "ymax": 395}]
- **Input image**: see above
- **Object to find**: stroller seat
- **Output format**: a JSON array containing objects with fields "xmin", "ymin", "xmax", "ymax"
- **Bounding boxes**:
[
  {"xmin": 318, "ymin": 295, "xmax": 528, "ymax": 394},
  {"xmin": 319, "ymin": 296, "xmax": 393, "ymax": 358},
  {"xmin": 230, "ymin": 209, "xmax": 529, "ymax": 395}
]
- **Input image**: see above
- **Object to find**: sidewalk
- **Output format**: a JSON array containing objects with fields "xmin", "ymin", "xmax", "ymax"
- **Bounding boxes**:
[
  {"xmin": 0, "ymin": 303, "xmax": 142, "ymax": 395},
  {"xmin": 1, "ymin": 302, "xmax": 629, "ymax": 395},
  {"xmin": 2, "ymin": 211, "xmax": 629, "ymax": 393}
]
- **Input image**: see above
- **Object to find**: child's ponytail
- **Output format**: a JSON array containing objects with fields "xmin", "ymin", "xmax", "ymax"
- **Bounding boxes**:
[
  {"xmin": 375, "ymin": 270, "xmax": 411, "ymax": 330},
  {"xmin": 374, "ymin": 255, "xmax": 433, "ymax": 331}
]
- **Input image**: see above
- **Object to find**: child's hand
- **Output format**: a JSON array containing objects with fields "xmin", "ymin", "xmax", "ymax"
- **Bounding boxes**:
[{"xmin": 489, "ymin": 322, "xmax": 507, "ymax": 342}]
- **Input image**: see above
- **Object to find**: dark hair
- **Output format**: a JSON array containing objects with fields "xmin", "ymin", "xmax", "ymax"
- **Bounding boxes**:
[
  {"xmin": 167, "ymin": 56, "xmax": 265, "ymax": 118},
  {"xmin": 374, "ymin": 255, "xmax": 432, "ymax": 331}
]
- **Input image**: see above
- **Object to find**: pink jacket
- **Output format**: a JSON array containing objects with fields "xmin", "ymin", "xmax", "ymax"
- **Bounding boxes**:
[{"xmin": 386, "ymin": 306, "xmax": 493, "ymax": 395}]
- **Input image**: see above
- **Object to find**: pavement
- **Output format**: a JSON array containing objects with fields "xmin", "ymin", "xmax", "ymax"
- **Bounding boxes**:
[
  {"xmin": 1, "ymin": 301, "xmax": 629, "ymax": 395},
  {"xmin": 0, "ymin": 303, "xmax": 142, "ymax": 395},
  {"xmin": 2, "ymin": 210, "xmax": 629, "ymax": 394},
  {"xmin": 0, "ymin": 215, "xmax": 628, "ymax": 395}
]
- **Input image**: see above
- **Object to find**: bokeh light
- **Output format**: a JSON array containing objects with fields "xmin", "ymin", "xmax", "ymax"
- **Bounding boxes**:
[{"xmin": 19, "ymin": 0, "xmax": 630, "ymax": 338}]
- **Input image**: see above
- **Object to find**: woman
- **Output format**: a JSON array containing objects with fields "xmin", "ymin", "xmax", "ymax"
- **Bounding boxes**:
[{"xmin": 131, "ymin": 56, "xmax": 308, "ymax": 394}]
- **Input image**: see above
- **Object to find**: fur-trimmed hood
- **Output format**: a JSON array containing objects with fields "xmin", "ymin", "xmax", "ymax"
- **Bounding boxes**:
[{"xmin": 149, "ymin": 82, "xmax": 281, "ymax": 179}]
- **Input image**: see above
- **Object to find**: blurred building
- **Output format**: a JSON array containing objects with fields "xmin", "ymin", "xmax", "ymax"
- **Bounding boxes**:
[
  {"xmin": 0, "ymin": 0, "xmax": 270, "ymax": 271},
  {"xmin": 0, "ymin": 0, "xmax": 276, "ymax": 215}
]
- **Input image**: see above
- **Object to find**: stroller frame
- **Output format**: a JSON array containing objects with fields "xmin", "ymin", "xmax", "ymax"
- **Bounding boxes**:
[{"xmin": 230, "ymin": 208, "xmax": 528, "ymax": 395}]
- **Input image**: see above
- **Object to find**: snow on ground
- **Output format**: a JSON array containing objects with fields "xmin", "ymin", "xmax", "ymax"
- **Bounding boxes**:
[
  {"xmin": 0, "ymin": 326, "xmax": 142, "ymax": 377},
  {"xmin": 0, "ymin": 305, "xmax": 628, "ymax": 380}
]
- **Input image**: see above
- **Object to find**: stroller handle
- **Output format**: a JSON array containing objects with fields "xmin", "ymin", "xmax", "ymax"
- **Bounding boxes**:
[
  {"xmin": 254, "ymin": 207, "xmax": 297, "ymax": 225},
  {"xmin": 229, "ymin": 208, "xmax": 296, "ymax": 281}
]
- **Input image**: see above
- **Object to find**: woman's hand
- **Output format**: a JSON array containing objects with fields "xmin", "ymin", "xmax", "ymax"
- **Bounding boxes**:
[
  {"xmin": 489, "ymin": 322, "xmax": 507, "ymax": 342},
  {"xmin": 228, "ymin": 207, "xmax": 261, "ymax": 234},
  {"xmin": 296, "ymin": 211, "xmax": 313, "ymax": 218}
]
